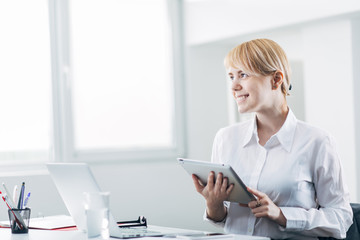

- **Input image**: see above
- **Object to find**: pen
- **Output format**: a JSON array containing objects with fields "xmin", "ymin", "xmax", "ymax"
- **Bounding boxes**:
[
  {"xmin": 24, "ymin": 192, "xmax": 31, "ymax": 207},
  {"xmin": 17, "ymin": 182, "xmax": 25, "ymax": 209},
  {"xmin": 2, "ymin": 183, "xmax": 17, "ymax": 208},
  {"xmin": 12, "ymin": 185, "xmax": 18, "ymax": 204},
  {"xmin": 3, "ymin": 194, "xmax": 15, "ymax": 208}
]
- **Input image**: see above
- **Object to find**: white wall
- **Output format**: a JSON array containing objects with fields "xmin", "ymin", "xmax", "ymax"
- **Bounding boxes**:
[
  {"xmin": 0, "ymin": 173, "xmax": 67, "ymax": 219},
  {"xmin": 185, "ymin": 0, "xmax": 360, "ymax": 45},
  {"xmin": 184, "ymin": 44, "xmax": 231, "ymax": 160},
  {"xmin": 353, "ymin": 18, "xmax": 360, "ymax": 201}
]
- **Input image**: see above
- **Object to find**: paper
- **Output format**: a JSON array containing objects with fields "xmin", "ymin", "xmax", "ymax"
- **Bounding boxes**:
[{"xmin": 0, "ymin": 215, "xmax": 75, "ymax": 230}]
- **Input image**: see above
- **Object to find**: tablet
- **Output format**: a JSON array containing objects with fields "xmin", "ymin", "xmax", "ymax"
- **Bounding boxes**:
[{"xmin": 177, "ymin": 158, "xmax": 256, "ymax": 204}]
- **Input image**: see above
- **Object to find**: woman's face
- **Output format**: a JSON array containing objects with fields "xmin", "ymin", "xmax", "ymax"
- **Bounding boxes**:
[{"xmin": 227, "ymin": 66, "xmax": 274, "ymax": 114}]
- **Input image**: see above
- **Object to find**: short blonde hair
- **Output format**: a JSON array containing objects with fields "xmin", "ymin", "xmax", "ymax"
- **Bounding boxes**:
[{"xmin": 224, "ymin": 39, "xmax": 291, "ymax": 96}]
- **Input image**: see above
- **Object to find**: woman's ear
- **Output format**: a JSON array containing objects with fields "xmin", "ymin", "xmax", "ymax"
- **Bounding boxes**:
[{"xmin": 272, "ymin": 71, "xmax": 284, "ymax": 89}]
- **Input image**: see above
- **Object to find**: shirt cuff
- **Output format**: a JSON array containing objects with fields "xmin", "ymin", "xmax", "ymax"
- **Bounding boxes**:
[
  {"xmin": 278, "ymin": 207, "xmax": 307, "ymax": 232},
  {"xmin": 203, "ymin": 209, "xmax": 227, "ymax": 228}
]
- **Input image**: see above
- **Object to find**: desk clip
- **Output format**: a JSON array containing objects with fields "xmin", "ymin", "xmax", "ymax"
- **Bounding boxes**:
[{"xmin": 117, "ymin": 216, "xmax": 147, "ymax": 228}]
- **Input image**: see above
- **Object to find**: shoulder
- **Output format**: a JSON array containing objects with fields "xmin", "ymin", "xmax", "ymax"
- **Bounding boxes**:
[
  {"xmin": 295, "ymin": 120, "xmax": 339, "ymax": 164},
  {"xmin": 295, "ymin": 120, "xmax": 334, "ymax": 143}
]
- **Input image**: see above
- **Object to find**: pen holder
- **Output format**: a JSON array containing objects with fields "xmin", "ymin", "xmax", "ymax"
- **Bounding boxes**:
[{"xmin": 8, "ymin": 208, "xmax": 31, "ymax": 234}]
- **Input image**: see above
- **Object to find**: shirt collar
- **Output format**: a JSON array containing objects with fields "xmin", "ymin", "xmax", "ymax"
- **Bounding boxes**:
[
  {"xmin": 242, "ymin": 116, "xmax": 257, "ymax": 147},
  {"xmin": 275, "ymin": 109, "xmax": 297, "ymax": 152},
  {"xmin": 242, "ymin": 109, "xmax": 297, "ymax": 152}
]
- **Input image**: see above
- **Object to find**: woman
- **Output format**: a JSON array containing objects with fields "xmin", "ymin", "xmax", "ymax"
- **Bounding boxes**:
[{"xmin": 191, "ymin": 39, "xmax": 353, "ymax": 239}]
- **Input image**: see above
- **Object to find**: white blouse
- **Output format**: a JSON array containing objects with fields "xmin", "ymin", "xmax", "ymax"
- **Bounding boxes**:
[{"xmin": 205, "ymin": 109, "xmax": 353, "ymax": 239}]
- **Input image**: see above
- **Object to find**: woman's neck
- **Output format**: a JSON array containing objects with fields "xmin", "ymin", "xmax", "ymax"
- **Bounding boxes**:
[{"xmin": 256, "ymin": 104, "xmax": 289, "ymax": 146}]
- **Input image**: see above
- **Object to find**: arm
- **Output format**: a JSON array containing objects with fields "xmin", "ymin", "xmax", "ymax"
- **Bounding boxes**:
[
  {"xmin": 279, "ymin": 136, "xmax": 353, "ymax": 238},
  {"xmin": 244, "ymin": 136, "xmax": 352, "ymax": 238}
]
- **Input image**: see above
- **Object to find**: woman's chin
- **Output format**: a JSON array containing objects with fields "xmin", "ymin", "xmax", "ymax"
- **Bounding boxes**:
[{"xmin": 237, "ymin": 107, "xmax": 249, "ymax": 114}]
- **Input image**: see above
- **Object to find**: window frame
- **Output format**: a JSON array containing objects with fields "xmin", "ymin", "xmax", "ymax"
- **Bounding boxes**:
[{"xmin": 48, "ymin": 0, "xmax": 186, "ymax": 163}]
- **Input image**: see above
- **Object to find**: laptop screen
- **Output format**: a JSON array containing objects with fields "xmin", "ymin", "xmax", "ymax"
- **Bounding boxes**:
[{"xmin": 47, "ymin": 163, "xmax": 115, "ymax": 232}]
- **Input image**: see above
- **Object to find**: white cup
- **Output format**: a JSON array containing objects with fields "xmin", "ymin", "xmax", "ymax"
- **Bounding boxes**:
[{"xmin": 84, "ymin": 192, "xmax": 110, "ymax": 239}]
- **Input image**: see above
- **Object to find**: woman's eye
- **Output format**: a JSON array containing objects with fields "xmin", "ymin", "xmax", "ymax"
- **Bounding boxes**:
[
  {"xmin": 240, "ymin": 73, "xmax": 248, "ymax": 78},
  {"xmin": 229, "ymin": 76, "xmax": 234, "ymax": 81}
]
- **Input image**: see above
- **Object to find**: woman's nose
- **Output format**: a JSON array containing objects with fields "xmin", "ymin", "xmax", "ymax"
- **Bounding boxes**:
[{"xmin": 231, "ymin": 78, "xmax": 242, "ymax": 91}]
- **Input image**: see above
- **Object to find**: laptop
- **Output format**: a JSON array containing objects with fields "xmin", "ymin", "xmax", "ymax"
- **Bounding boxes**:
[{"xmin": 47, "ymin": 163, "xmax": 195, "ymax": 238}]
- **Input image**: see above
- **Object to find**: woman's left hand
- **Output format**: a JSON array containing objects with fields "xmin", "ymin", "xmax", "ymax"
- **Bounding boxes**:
[{"xmin": 245, "ymin": 187, "xmax": 287, "ymax": 227}]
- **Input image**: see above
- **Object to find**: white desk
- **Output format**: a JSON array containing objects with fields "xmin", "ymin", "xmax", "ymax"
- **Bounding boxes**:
[
  {"xmin": 0, "ymin": 228, "xmax": 270, "ymax": 240},
  {"xmin": 0, "ymin": 228, "xmax": 86, "ymax": 240}
]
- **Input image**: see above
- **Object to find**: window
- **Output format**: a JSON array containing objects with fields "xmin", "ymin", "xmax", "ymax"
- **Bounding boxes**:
[
  {"xmin": 51, "ymin": 0, "xmax": 185, "ymax": 162},
  {"xmin": 0, "ymin": 0, "xmax": 184, "ymax": 165},
  {"xmin": 70, "ymin": 0, "xmax": 173, "ymax": 150},
  {"xmin": 0, "ymin": 0, "xmax": 52, "ymax": 164}
]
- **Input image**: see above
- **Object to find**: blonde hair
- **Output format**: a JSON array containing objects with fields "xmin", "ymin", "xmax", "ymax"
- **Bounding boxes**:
[{"xmin": 224, "ymin": 39, "xmax": 291, "ymax": 96}]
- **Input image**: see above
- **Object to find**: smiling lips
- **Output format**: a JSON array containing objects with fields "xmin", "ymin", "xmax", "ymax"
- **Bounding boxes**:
[{"xmin": 235, "ymin": 93, "xmax": 249, "ymax": 103}]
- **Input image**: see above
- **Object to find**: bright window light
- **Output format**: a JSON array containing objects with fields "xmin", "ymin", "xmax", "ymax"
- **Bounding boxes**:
[
  {"xmin": 69, "ymin": 0, "xmax": 174, "ymax": 150},
  {"xmin": 0, "ymin": 0, "xmax": 51, "ymax": 162}
]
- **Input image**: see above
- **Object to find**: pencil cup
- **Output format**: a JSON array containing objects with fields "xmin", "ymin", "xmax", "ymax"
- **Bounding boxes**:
[
  {"xmin": 8, "ymin": 208, "xmax": 31, "ymax": 234},
  {"xmin": 84, "ymin": 192, "xmax": 110, "ymax": 239}
]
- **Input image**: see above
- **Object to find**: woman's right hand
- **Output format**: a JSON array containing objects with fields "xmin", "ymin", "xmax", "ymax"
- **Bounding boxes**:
[{"xmin": 192, "ymin": 172, "xmax": 234, "ymax": 221}]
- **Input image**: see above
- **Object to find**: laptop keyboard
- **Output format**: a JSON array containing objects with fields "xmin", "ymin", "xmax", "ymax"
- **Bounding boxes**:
[
  {"xmin": 116, "ymin": 227, "xmax": 161, "ymax": 238},
  {"xmin": 120, "ymin": 228, "xmax": 158, "ymax": 234}
]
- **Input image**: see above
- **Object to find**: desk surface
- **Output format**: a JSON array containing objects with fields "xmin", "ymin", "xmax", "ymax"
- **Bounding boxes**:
[{"xmin": 0, "ymin": 228, "xmax": 270, "ymax": 240}]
